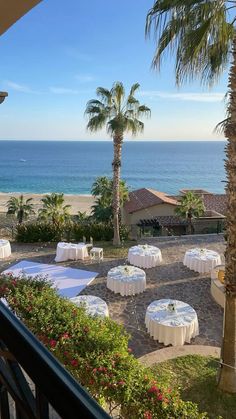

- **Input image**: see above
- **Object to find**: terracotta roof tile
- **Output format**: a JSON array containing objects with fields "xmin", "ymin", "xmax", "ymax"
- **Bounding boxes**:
[
  {"xmin": 124, "ymin": 188, "xmax": 178, "ymax": 214},
  {"xmin": 203, "ymin": 194, "xmax": 227, "ymax": 216}
]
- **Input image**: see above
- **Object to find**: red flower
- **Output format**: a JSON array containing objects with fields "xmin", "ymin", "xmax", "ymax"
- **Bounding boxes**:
[
  {"xmin": 61, "ymin": 332, "xmax": 70, "ymax": 339},
  {"xmin": 89, "ymin": 379, "xmax": 94, "ymax": 385},
  {"xmin": 118, "ymin": 380, "xmax": 125, "ymax": 386},
  {"xmin": 49, "ymin": 339, "xmax": 57, "ymax": 348},
  {"xmin": 144, "ymin": 411, "xmax": 152, "ymax": 419},
  {"xmin": 157, "ymin": 394, "xmax": 163, "ymax": 401},
  {"xmin": 148, "ymin": 386, "xmax": 158, "ymax": 393},
  {"xmin": 70, "ymin": 359, "xmax": 78, "ymax": 367}
]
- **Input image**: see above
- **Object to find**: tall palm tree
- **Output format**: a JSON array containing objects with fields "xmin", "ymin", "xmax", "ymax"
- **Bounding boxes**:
[
  {"xmin": 85, "ymin": 82, "xmax": 151, "ymax": 245},
  {"xmin": 38, "ymin": 193, "xmax": 71, "ymax": 228},
  {"xmin": 175, "ymin": 192, "xmax": 204, "ymax": 234},
  {"xmin": 146, "ymin": 1, "xmax": 236, "ymax": 392},
  {"xmin": 6, "ymin": 195, "xmax": 34, "ymax": 224}
]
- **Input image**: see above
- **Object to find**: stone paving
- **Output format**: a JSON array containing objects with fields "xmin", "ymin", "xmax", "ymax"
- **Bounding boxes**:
[{"xmin": 0, "ymin": 234, "xmax": 225, "ymax": 358}]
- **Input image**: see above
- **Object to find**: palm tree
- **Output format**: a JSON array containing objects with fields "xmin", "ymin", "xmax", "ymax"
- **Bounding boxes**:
[
  {"xmin": 85, "ymin": 82, "xmax": 151, "ymax": 245},
  {"xmin": 146, "ymin": 1, "xmax": 236, "ymax": 392},
  {"xmin": 6, "ymin": 195, "xmax": 34, "ymax": 224},
  {"xmin": 175, "ymin": 192, "xmax": 204, "ymax": 234},
  {"xmin": 91, "ymin": 176, "xmax": 129, "ymax": 223},
  {"xmin": 38, "ymin": 193, "xmax": 71, "ymax": 228}
]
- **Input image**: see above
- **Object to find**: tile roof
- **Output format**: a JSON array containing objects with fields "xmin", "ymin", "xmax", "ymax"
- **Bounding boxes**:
[
  {"xmin": 124, "ymin": 188, "xmax": 178, "ymax": 214},
  {"xmin": 202, "ymin": 194, "xmax": 227, "ymax": 216}
]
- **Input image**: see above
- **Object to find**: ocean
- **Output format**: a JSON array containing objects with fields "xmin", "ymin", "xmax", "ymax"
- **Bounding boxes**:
[{"xmin": 0, "ymin": 140, "xmax": 226, "ymax": 195}]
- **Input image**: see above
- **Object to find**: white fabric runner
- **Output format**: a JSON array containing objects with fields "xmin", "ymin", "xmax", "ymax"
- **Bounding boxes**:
[
  {"xmin": 107, "ymin": 265, "xmax": 146, "ymax": 296},
  {"xmin": 3, "ymin": 260, "xmax": 98, "ymax": 298},
  {"xmin": 0, "ymin": 239, "xmax": 11, "ymax": 259},
  {"xmin": 55, "ymin": 242, "xmax": 88, "ymax": 262},
  {"xmin": 145, "ymin": 299, "xmax": 199, "ymax": 346},
  {"xmin": 70, "ymin": 295, "xmax": 109, "ymax": 317},
  {"xmin": 183, "ymin": 248, "xmax": 221, "ymax": 273},
  {"xmin": 128, "ymin": 244, "xmax": 162, "ymax": 268}
]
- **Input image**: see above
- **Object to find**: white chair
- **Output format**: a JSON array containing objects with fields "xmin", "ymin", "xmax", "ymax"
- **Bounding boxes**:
[{"xmin": 90, "ymin": 247, "xmax": 103, "ymax": 262}]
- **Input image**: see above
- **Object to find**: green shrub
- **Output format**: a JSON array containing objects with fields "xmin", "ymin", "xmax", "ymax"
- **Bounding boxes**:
[
  {"xmin": 71, "ymin": 222, "xmax": 114, "ymax": 241},
  {"xmin": 0, "ymin": 273, "xmax": 207, "ymax": 418},
  {"xmin": 15, "ymin": 222, "xmax": 63, "ymax": 242},
  {"xmin": 14, "ymin": 221, "xmax": 128, "ymax": 243}
]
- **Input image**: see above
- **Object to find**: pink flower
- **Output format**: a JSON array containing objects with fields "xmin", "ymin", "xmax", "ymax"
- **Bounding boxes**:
[
  {"xmin": 61, "ymin": 332, "xmax": 70, "ymax": 340},
  {"xmin": 148, "ymin": 386, "xmax": 158, "ymax": 393},
  {"xmin": 128, "ymin": 348, "xmax": 132, "ymax": 353},
  {"xmin": 118, "ymin": 380, "xmax": 125, "ymax": 386},
  {"xmin": 49, "ymin": 339, "xmax": 57, "ymax": 348},
  {"xmin": 70, "ymin": 359, "xmax": 78, "ymax": 367},
  {"xmin": 144, "ymin": 411, "xmax": 152, "ymax": 419}
]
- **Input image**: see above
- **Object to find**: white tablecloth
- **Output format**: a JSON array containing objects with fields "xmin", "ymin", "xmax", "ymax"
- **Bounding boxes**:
[
  {"xmin": 55, "ymin": 242, "xmax": 88, "ymax": 262},
  {"xmin": 145, "ymin": 299, "xmax": 199, "ymax": 346},
  {"xmin": 128, "ymin": 245, "xmax": 162, "ymax": 268},
  {"xmin": 107, "ymin": 265, "xmax": 146, "ymax": 296},
  {"xmin": 0, "ymin": 240, "xmax": 11, "ymax": 259},
  {"xmin": 70, "ymin": 295, "xmax": 109, "ymax": 317},
  {"xmin": 183, "ymin": 248, "xmax": 221, "ymax": 273}
]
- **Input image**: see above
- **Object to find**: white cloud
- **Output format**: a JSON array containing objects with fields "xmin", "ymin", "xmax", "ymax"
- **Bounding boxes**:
[
  {"xmin": 5, "ymin": 80, "xmax": 41, "ymax": 94},
  {"xmin": 75, "ymin": 73, "xmax": 94, "ymax": 83},
  {"xmin": 139, "ymin": 91, "xmax": 225, "ymax": 103}
]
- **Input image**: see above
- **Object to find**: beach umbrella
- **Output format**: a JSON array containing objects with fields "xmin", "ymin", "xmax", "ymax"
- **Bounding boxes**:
[{"xmin": 0, "ymin": 0, "xmax": 42, "ymax": 35}]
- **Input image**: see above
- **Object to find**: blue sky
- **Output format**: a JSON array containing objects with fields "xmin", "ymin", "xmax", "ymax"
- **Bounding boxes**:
[{"xmin": 0, "ymin": 0, "xmax": 228, "ymax": 141}]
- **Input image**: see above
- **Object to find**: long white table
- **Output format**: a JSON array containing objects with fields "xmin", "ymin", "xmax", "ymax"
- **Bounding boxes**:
[
  {"xmin": 128, "ymin": 244, "xmax": 162, "ymax": 269},
  {"xmin": 0, "ymin": 240, "xmax": 11, "ymax": 259},
  {"xmin": 55, "ymin": 242, "xmax": 88, "ymax": 262},
  {"xmin": 107, "ymin": 265, "xmax": 146, "ymax": 296},
  {"xmin": 145, "ymin": 299, "xmax": 199, "ymax": 346},
  {"xmin": 70, "ymin": 295, "xmax": 109, "ymax": 317},
  {"xmin": 183, "ymin": 248, "xmax": 221, "ymax": 273}
]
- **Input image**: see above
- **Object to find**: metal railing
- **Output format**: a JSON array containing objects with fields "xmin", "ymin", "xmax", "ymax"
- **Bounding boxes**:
[{"xmin": 0, "ymin": 301, "xmax": 110, "ymax": 419}]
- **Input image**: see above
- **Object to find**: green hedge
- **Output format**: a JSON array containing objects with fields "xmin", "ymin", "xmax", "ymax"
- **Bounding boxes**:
[
  {"xmin": 15, "ymin": 222, "xmax": 63, "ymax": 242},
  {"xmin": 0, "ymin": 274, "xmax": 207, "ymax": 418},
  {"xmin": 15, "ymin": 222, "xmax": 129, "ymax": 243}
]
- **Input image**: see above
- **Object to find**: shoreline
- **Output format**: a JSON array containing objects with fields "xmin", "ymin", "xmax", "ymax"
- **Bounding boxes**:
[{"xmin": 0, "ymin": 192, "xmax": 95, "ymax": 215}]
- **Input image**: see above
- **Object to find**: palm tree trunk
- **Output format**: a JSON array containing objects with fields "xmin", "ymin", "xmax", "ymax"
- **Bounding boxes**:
[
  {"xmin": 112, "ymin": 135, "xmax": 122, "ymax": 245},
  {"xmin": 218, "ymin": 38, "xmax": 236, "ymax": 393}
]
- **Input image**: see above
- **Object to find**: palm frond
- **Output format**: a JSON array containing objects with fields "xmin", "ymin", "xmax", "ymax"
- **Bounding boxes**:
[
  {"xmin": 96, "ymin": 87, "xmax": 112, "ymax": 105},
  {"xmin": 146, "ymin": 0, "xmax": 233, "ymax": 86}
]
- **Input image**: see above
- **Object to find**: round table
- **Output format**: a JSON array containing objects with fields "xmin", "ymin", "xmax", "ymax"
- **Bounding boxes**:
[
  {"xmin": 145, "ymin": 299, "xmax": 199, "ymax": 346},
  {"xmin": 128, "ymin": 245, "xmax": 162, "ymax": 268},
  {"xmin": 70, "ymin": 295, "xmax": 109, "ymax": 317},
  {"xmin": 183, "ymin": 248, "xmax": 221, "ymax": 273},
  {"xmin": 55, "ymin": 242, "xmax": 88, "ymax": 262},
  {"xmin": 0, "ymin": 240, "xmax": 11, "ymax": 259},
  {"xmin": 107, "ymin": 265, "xmax": 146, "ymax": 296}
]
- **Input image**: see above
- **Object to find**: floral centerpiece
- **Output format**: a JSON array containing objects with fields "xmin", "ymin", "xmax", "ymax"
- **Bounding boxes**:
[
  {"xmin": 167, "ymin": 301, "xmax": 176, "ymax": 313},
  {"xmin": 123, "ymin": 266, "xmax": 134, "ymax": 276}
]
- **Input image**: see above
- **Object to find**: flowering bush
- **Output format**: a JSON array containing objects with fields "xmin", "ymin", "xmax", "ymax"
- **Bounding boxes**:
[{"xmin": 0, "ymin": 273, "xmax": 207, "ymax": 418}]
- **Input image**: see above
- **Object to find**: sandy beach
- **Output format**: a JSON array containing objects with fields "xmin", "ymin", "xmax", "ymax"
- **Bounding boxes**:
[{"xmin": 0, "ymin": 193, "xmax": 95, "ymax": 215}]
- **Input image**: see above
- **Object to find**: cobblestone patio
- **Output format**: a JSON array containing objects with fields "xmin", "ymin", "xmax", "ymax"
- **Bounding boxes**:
[{"xmin": 0, "ymin": 234, "xmax": 225, "ymax": 358}]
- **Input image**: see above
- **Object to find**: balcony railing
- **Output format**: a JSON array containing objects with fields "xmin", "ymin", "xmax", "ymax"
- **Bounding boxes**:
[{"xmin": 0, "ymin": 301, "xmax": 111, "ymax": 418}]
